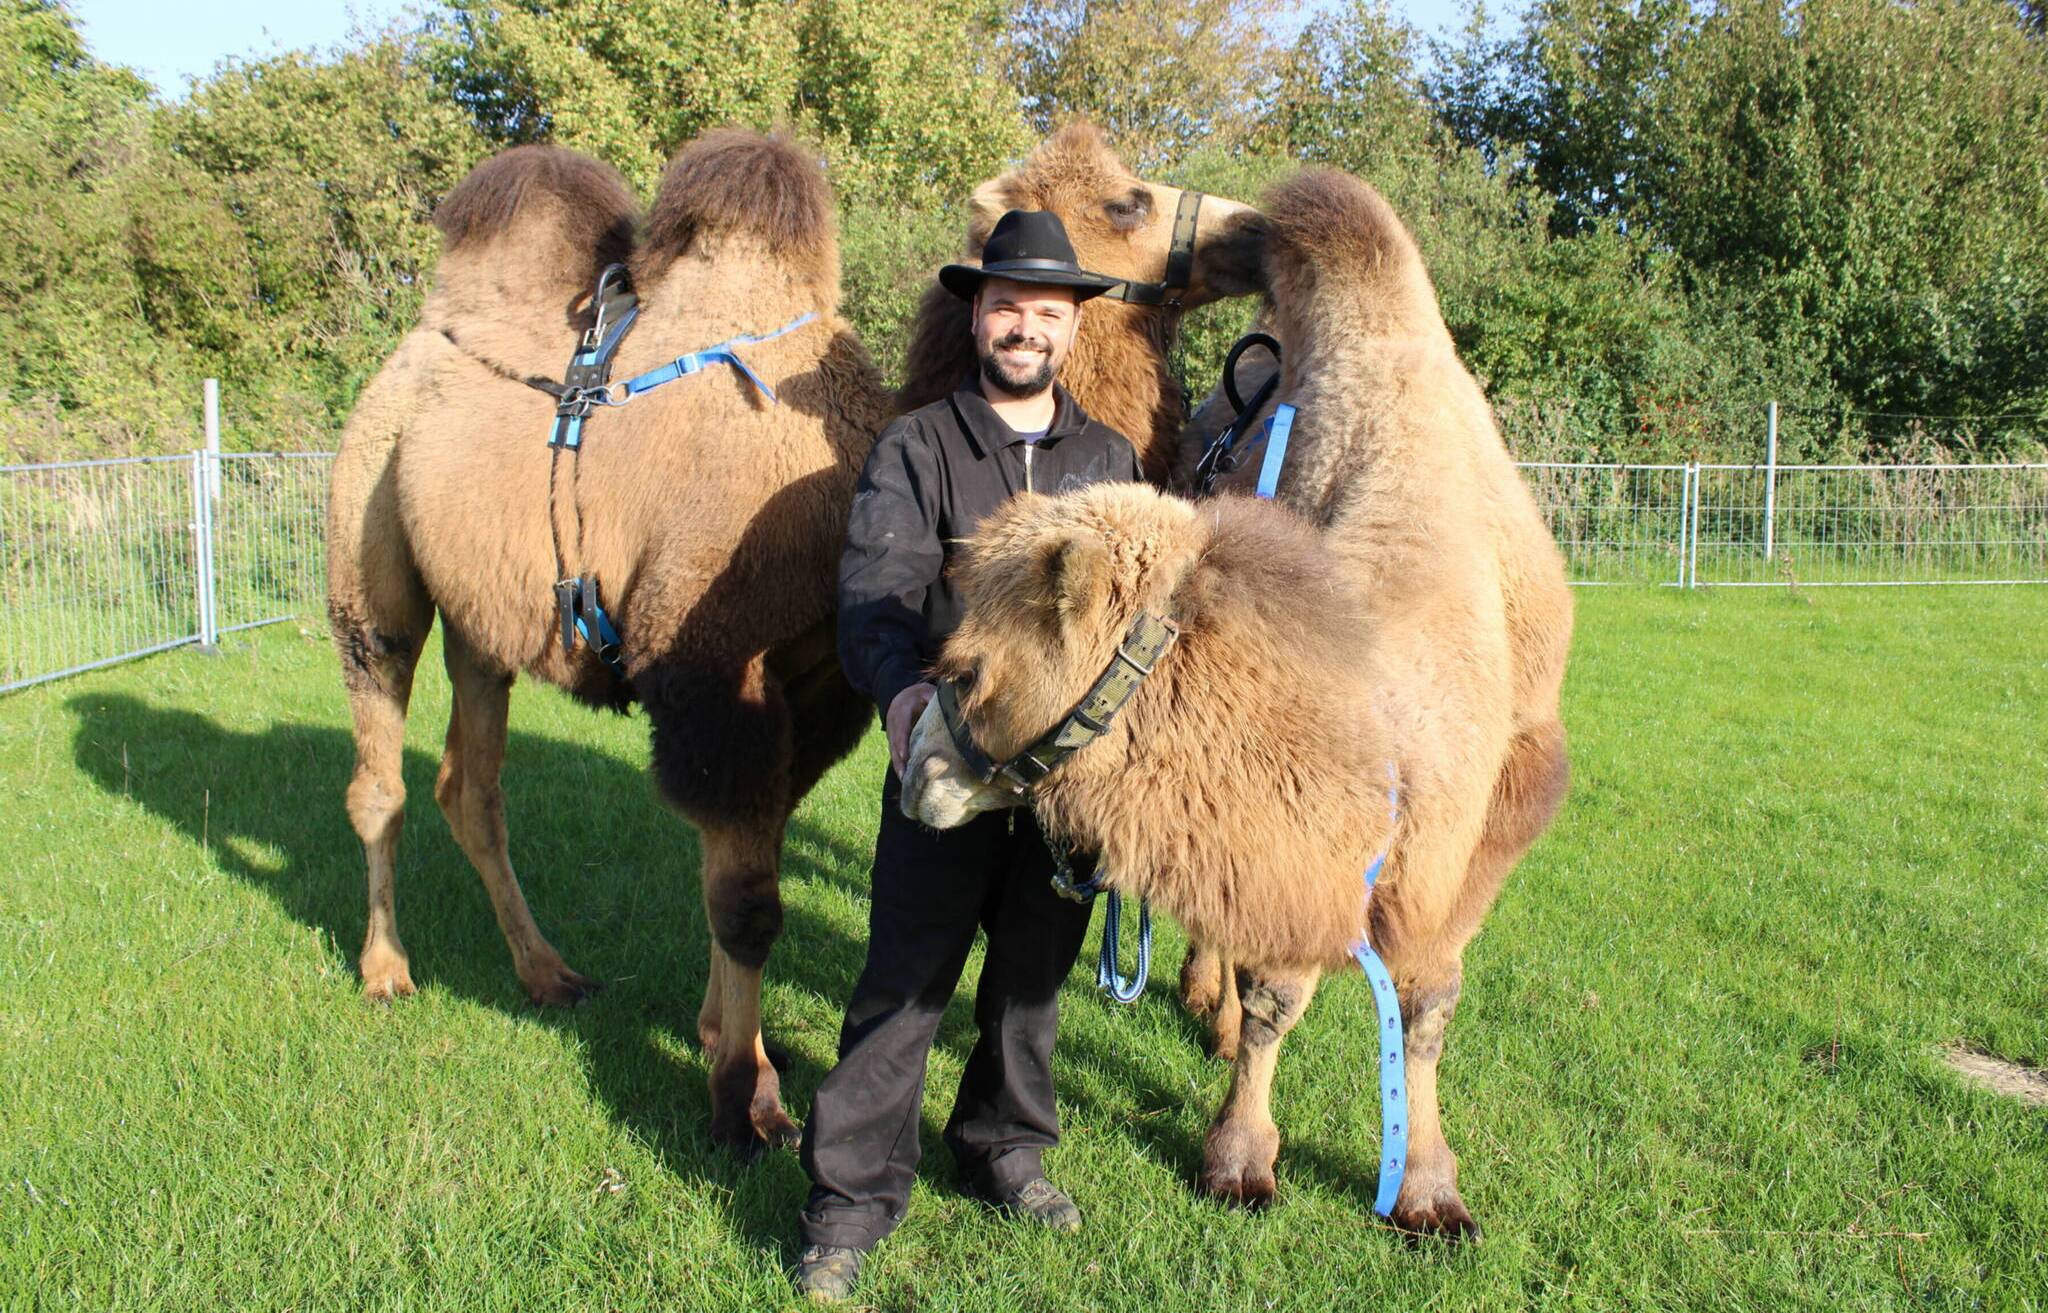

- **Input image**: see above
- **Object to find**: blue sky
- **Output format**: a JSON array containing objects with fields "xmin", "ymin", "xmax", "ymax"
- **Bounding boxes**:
[{"xmin": 71, "ymin": 0, "xmax": 1487, "ymax": 100}]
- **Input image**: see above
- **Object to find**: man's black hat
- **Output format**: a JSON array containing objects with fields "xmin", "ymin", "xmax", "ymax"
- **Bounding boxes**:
[{"xmin": 939, "ymin": 209, "xmax": 1120, "ymax": 302}]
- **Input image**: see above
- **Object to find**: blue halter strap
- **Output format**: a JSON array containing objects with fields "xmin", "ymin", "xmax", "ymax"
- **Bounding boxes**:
[
  {"xmin": 1253, "ymin": 403, "xmax": 1297, "ymax": 500},
  {"xmin": 608, "ymin": 312, "xmax": 817, "ymax": 406}
]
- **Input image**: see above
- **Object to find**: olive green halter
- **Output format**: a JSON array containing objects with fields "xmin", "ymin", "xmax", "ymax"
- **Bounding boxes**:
[{"xmin": 935, "ymin": 610, "xmax": 1181, "ymax": 794}]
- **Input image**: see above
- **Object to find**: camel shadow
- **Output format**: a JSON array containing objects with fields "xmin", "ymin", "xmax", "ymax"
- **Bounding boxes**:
[
  {"xmin": 64, "ymin": 692, "xmax": 981, "ymax": 1255},
  {"xmin": 65, "ymin": 693, "xmax": 1402, "ymax": 1252}
]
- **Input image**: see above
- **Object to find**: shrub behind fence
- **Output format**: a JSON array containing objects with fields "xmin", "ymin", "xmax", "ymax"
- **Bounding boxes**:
[{"xmin": 3, "ymin": 452, "xmax": 2044, "ymax": 694}]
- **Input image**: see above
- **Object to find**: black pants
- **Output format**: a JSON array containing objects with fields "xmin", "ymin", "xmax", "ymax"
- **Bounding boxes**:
[{"xmin": 798, "ymin": 776, "xmax": 1094, "ymax": 1251}]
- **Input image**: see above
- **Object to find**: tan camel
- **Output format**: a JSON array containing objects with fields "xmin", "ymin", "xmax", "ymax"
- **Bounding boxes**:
[
  {"xmin": 902, "ymin": 167, "xmax": 1573, "ymax": 1237},
  {"xmin": 324, "ymin": 126, "xmax": 1261, "ymax": 1153}
]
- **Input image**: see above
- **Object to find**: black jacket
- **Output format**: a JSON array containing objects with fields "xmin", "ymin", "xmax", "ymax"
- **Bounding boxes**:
[{"xmin": 838, "ymin": 379, "xmax": 1141, "ymax": 716}]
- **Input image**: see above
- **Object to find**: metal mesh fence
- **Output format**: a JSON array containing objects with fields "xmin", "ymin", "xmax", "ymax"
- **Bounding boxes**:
[
  {"xmin": 0, "ymin": 457, "xmax": 203, "ymax": 692},
  {"xmin": 3, "ymin": 450, "xmax": 2044, "ymax": 695},
  {"xmin": 1515, "ymin": 463, "xmax": 1691, "ymax": 585},
  {"xmin": 1691, "ymin": 464, "xmax": 2048, "ymax": 586},
  {"xmin": 212, "ymin": 453, "xmax": 332, "ymax": 634}
]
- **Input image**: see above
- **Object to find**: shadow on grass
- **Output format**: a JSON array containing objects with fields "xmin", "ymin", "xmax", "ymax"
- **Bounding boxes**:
[{"xmin": 65, "ymin": 692, "xmax": 1403, "ymax": 1252}]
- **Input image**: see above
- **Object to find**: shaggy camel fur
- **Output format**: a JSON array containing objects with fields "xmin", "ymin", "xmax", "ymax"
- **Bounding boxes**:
[
  {"xmin": 904, "ymin": 168, "xmax": 1574, "ymax": 1237},
  {"xmin": 900, "ymin": 123, "xmax": 1264, "ymax": 482},
  {"xmin": 324, "ymin": 127, "xmax": 1260, "ymax": 1154}
]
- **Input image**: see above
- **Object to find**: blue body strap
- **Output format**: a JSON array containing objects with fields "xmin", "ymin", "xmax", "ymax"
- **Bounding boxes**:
[
  {"xmin": 613, "ymin": 311, "xmax": 817, "ymax": 406},
  {"xmin": 1350, "ymin": 774, "xmax": 1407, "ymax": 1218},
  {"xmin": 1253, "ymin": 403, "xmax": 1297, "ymax": 501}
]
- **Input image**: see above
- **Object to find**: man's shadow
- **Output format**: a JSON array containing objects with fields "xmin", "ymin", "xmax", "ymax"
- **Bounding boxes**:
[{"xmin": 66, "ymin": 691, "xmax": 1400, "ymax": 1246}]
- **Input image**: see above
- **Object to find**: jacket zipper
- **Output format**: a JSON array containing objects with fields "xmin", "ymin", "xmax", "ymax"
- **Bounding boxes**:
[{"xmin": 1023, "ymin": 442, "xmax": 1034, "ymax": 493}]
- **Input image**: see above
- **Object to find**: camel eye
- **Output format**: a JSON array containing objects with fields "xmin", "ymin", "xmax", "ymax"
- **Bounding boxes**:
[{"xmin": 1104, "ymin": 187, "xmax": 1152, "ymax": 231}]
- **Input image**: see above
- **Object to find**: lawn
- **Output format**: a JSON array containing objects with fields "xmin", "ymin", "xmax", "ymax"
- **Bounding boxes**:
[{"xmin": 3, "ymin": 587, "xmax": 2045, "ymax": 1311}]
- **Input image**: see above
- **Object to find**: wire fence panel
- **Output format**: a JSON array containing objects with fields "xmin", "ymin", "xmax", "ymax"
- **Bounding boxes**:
[
  {"xmin": 0, "ymin": 456, "xmax": 203, "ymax": 692},
  {"xmin": 212, "ymin": 453, "xmax": 333, "ymax": 635},
  {"xmin": 1693, "ymin": 464, "xmax": 2048, "ymax": 586},
  {"xmin": 1515, "ymin": 463, "xmax": 1692, "ymax": 585}
]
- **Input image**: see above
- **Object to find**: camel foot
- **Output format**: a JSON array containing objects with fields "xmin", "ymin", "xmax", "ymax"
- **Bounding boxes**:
[
  {"xmin": 360, "ymin": 949, "xmax": 417, "ymax": 1004},
  {"xmin": 1392, "ymin": 1185, "xmax": 1483, "ymax": 1243},
  {"xmin": 1180, "ymin": 957, "xmax": 1223, "ymax": 1020},
  {"xmin": 710, "ymin": 1058, "xmax": 801, "ymax": 1159},
  {"xmin": 522, "ymin": 959, "xmax": 601, "ymax": 1008},
  {"xmin": 1200, "ymin": 1120, "xmax": 1280, "ymax": 1209}
]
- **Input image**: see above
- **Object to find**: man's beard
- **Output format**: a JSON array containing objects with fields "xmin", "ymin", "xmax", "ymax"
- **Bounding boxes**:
[{"xmin": 978, "ymin": 332, "xmax": 1056, "ymax": 399}]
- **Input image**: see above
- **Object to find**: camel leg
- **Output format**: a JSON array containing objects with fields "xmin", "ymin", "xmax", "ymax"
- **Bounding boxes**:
[
  {"xmin": 698, "ymin": 818, "xmax": 801, "ymax": 1154},
  {"xmin": 437, "ymin": 627, "xmax": 598, "ymax": 1006},
  {"xmin": 1387, "ymin": 720, "xmax": 1569, "ymax": 1241},
  {"xmin": 343, "ymin": 632, "xmax": 424, "ymax": 1003},
  {"xmin": 1199, "ymin": 965, "xmax": 1319, "ymax": 1208},
  {"xmin": 1179, "ymin": 944, "xmax": 1245, "ymax": 1062}
]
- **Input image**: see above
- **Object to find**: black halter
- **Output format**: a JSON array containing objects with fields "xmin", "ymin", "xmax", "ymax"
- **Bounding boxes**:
[
  {"xmin": 936, "ymin": 610, "xmax": 1181, "ymax": 794},
  {"xmin": 1097, "ymin": 190, "xmax": 1204, "ymax": 310}
]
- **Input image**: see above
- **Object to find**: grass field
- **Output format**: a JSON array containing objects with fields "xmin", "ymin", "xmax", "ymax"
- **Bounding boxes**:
[{"xmin": 4, "ymin": 587, "xmax": 2045, "ymax": 1311}]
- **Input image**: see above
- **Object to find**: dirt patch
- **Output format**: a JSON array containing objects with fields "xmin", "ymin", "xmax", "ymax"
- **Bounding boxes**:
[{"xmin": 1942, "ymin": 1042, "xmax": 2048, "ymax": 1108}]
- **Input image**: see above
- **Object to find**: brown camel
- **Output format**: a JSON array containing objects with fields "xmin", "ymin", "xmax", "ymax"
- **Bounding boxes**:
[
  {"xmin": 901, "ymin": 167, "xmax": 1574, "ymax": 1237},
  {"xmin": 324, "ymin": 125, "xmax": 1261, "ymax": 1154}
]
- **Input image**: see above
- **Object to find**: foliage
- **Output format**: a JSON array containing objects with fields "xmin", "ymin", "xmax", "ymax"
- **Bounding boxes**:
[{"xmin": 3, "ymin": 0, "xmax": 2045, "ymax": 463}]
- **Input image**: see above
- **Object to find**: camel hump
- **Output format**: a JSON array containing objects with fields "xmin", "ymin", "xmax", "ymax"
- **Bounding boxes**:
[
  {"xmin": 423, "ymin": 146, "xmax": 640, "ymax": 376},
  {"xmin": 1261, "ymin": 168, "xmax": 1438, "ymax": 333},
  {"xmin": 636, "ymin": 129, "xmax": 835, "ymax": 284},
  {"xmin": 435, "ymin": 144, "xmax": 638, "ymax": 265}
]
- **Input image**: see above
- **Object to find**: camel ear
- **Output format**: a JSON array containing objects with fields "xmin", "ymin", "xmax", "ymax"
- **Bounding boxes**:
[
  {"xmin": 966, "ymin": 180, "xmax": 1007, "ymax": 247},
  {"xmin": 1038, "ymin": 531, "xmax": 1112, "ymax": 637}
]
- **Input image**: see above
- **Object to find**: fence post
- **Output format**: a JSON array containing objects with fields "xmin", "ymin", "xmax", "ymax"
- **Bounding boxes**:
[
  {"xmin": 190, "ymin": 452, "xmax": 219, "ymax": 652},
  {"xmin": 1763, "ymin": 400, "xmax": 1779, "ymax": 560},
  {"xmin": 203, "ymin": 377, "xmax": 222, "ymax": 501},
  {"xmin": 1686, "ymin": 463, "xmax": 1702, "ymax": 589},
  {"xmin": 1675, "ymin": 464, "xmax": 1693, "ymax": 588}
]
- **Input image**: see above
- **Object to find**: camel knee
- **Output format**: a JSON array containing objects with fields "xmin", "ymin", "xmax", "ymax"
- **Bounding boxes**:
[
  {"xmin": 1236, "ymin": 968, "xmax": 1312, "ymax": 1048},
  {"xmin": 346, "ymin": 772, "xmax": 405, "ymax": 844},
  {"xmin": 1400, "ymin": 971, "xmax": 1461, "ymax": 1061},
  {"xmin": 707, "ymin": 876, "xmax": 783, "ymax": 970}
]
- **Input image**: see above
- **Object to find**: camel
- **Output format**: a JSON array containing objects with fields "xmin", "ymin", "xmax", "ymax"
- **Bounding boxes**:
[
  {"xmin": 901, "ymin": 166, "xmax": 1574, "ymax": 1237},
  {"xmin": 323, "ymin": 124, "xmax": 1262, "ymax": 1154}
]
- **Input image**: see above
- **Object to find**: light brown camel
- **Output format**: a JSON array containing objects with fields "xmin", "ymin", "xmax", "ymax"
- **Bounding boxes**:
[
  {"xmin": 902, "ymin": 167, "xmax": 1574, "ymax": 1237},
  {"xmin": 324, "ymin": 125, "xmax": 1261, "ymax": 1153}
]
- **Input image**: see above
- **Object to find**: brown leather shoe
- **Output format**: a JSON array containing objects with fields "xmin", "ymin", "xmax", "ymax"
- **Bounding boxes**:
[
  {"xmin": 792, "ymin": 1244, "xmax": 865, "ymax": 1303},
  {"xmin": 982, "ymin": 1177, "xmax": 1083, "ymax": 1232}
]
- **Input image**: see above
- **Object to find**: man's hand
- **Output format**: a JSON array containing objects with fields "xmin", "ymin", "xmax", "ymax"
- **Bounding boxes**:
[{"xmin": 886, "ymin": 682, "xmax": 938, "ymax": 778}]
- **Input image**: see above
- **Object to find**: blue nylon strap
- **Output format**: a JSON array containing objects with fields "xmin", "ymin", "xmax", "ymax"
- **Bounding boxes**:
[
  {"xmin": 1254, "ymin": 403, "xmax": 1297, "ymax": 500},
  {"xmin": 1097, "ymin": 891, "xmax": 1151, "ymax": 1003},
  {"xmin": 616, "ymin": 311, "xmax": 818, "ymax": 406},
  {"xmin": 1351, "ymin": 773, "xmax": 1406, "ymax": 1218},
  {"xmin": 572, "ymin": 603, "xmax": 627, "ymax": 681}
]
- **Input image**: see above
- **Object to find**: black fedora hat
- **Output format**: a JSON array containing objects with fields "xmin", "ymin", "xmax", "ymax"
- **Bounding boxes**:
[{"xmin": 939, "ymin": 209, "xmax": 1121, "ymax": 301}]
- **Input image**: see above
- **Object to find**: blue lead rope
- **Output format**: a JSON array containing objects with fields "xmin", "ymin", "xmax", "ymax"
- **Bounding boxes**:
[
  {"xmin": 1097, "ymin": 891, "xmax": 1151, "ymax": 1003},
  {"xmin": 1251, "ymin": 402, "xmax": 1408, "ymax": 1217},
  {"xmin": 1352, "ymin": 826, "xmax": 1406, "ymax": 1218},
  {"xmin": 610, "ymin": 311, "xmax": 817, "ymax": 406}
]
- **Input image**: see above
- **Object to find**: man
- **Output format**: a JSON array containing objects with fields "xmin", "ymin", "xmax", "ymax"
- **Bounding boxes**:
[{"xmin": 794, "ymin": 210, "xmax": 1139, "ymax": 1302}]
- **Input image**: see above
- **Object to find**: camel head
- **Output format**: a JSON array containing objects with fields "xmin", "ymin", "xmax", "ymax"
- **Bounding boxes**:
[
  {"xmin": 900, "ymin": 123, "xmax": 1268, "ymax": 482},
  {"xmin": 968, "ymin": 122, "xmax": 1265, "ymax": 313},
  {"xmin": 902, "ymin": 486, "xmax": 1391, "ymax": 925}
]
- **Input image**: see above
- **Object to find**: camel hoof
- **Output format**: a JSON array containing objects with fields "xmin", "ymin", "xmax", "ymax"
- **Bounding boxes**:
[
  {"xmin": 1207, "ymin": 1032, "xmax": 1239, "ymax": 1064},
  {"xmin": 1198, "ymin": 1162, "xmax": 1278, "ymax": 1210},
  {"xmin": 754, "ymin": 1106, "xmax": 803, "ymax": 1152},
  {"xmin": 1393, "ymin": 1192, "xmax": 1483, "ymax": 1243},
  {"xmin": 524, "ymin": 963, "xmax": 601, "ymax": 1008},
  {"xmin": 360, "ymin": 954, "xmax": 417, "ymax": 1004}
]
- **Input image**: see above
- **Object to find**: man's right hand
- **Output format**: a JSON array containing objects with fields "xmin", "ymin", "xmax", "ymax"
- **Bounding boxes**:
[{"xmin": 886, "ymin": 682, "xmax": 938, "ymax": 778}]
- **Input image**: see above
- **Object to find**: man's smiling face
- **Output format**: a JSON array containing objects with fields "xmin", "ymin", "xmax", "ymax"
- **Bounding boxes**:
[{"xmin": 972, "ymin": 276, "xmax": 1081, "ymax": 400}]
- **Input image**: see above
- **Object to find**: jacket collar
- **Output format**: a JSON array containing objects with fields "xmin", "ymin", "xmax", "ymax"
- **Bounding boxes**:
[{"xmin": 948, "ymin": 377, "xmax": 1092, "ymax": 459}]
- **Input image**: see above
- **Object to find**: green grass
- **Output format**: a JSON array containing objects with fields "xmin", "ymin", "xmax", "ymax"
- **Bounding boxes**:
[{"xmin": 4, "ymin": 589, "xmax": 2045, "ymax": 1311}]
